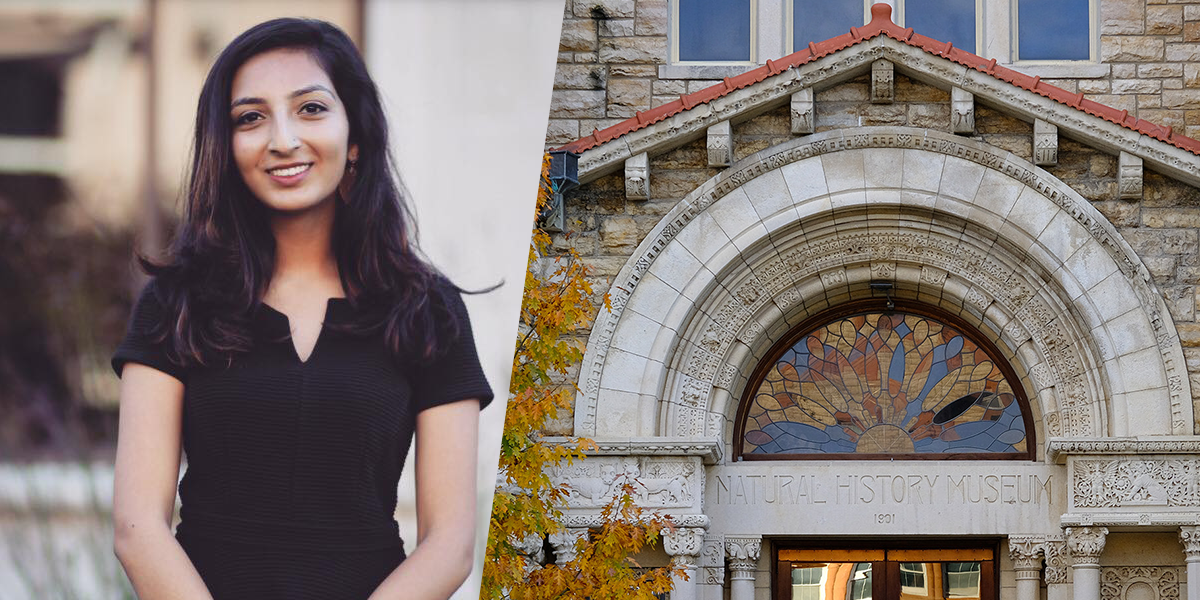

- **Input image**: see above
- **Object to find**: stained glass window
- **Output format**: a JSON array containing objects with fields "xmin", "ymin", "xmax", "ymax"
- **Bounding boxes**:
[{"xmin": 740, "ymin": 310, "xmax": 1029, "ymax": 458}]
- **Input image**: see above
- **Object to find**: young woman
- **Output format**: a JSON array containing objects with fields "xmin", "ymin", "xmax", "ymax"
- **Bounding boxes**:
[{"xmin": 110, "ymin": 18, "xmax": 493, "ymax": 600}]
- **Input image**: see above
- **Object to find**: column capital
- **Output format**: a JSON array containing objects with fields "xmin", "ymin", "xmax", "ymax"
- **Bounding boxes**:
[
  {"xmin": 1066, "ymin": 526, "xmax": 1108, "ymax": 566},
  {"xmin": 1008, "ymin": 535, "xmax": 1045, "ymax": 575},
  {"xmin": 726, "ymin": 535, "xmax": 762, "ymax": 575},
  {"xmin": 1043, "ymin": 536, "xmax": 1069, "ymax": 585},
  {"xmin": 664, "ymin": 526, "xmax": 705, "ymax": 563},
  {"xmin": 548, "ymin": 528, "xmax": 589, "ymax": 565},
  {"xmin": 1180, "ymin": 526, "xmax": 1200, "ymax": 561}
]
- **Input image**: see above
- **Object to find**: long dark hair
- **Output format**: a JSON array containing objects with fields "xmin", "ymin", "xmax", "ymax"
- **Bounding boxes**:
[{"xmin": 139, "ymin": 17, "xmax": 459, "ymax": 368}]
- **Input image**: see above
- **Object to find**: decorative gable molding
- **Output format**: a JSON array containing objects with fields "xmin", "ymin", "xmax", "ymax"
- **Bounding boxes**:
[{"xmin": 568, "ymin": 36, "xmax": 1200, "ymax": 190}]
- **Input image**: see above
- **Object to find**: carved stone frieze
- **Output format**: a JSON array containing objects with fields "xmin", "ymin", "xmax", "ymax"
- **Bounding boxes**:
[
  {"xmin": 707, "ymin": 120, "xmax": 733, "ymax": 167},
  {"xmin": 1066, "ymin": 526, "xmax": 1108, "ymax": 565},
  {"xmin": 1119, "ymin": 152, "xmax": 1143, "ymax": 200},
  {"xmin": 554, "ymin": 456, "xmax": 699, "ymax": 508},
  {"xmin": 1099, "ymin": 567, "xmax": 1180, "ymax": 600},
  {"xmin": 871, "ymin": 59, "xmax": 893, "ymax": 103},
  {"xmin": 791, "ymin": 87, "xmax": 814, "ymax": 134},
  {"xmin": 1072, "ymin": 459, "xmax": 1199, "ymax": 508},
  {"xmin": 952, "ymin": 87, "xmax": 975, "ymax": 134},
  {"xmin": 1035, "ymin": 119, "xmax": 1058, "ymax": 166},
  {"xmin": 625, "ymin": 152, "xmax": 649, "ymax": 200}
]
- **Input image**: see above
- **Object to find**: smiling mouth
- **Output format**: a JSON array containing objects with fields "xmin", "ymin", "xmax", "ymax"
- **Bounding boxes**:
[{"xmin": 267, "ymin": 163, "xmax": 312, "ymax": 177}]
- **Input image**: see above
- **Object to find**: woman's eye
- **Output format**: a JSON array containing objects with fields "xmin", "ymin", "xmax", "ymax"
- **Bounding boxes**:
[
  {"xmin": 300, "ymin": 103, "xmax": 327, "ymax": 115},
  {"xmin": 234, "ymin": 112, "xmax": 262, "ymax": 126}
]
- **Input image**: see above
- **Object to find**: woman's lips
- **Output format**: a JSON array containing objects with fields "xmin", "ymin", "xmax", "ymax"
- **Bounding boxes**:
[{"xmin": 266, "ymin": 163, "xmax": 312, "ymax": 186}]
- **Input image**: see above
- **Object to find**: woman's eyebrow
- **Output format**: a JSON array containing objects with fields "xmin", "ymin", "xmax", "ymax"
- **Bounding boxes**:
[{"xmin": 230, "ymin": 85, "xmax": 334, "ymax": 110}]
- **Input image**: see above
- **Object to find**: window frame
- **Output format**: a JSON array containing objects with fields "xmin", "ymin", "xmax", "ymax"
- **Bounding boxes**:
[
  {"xmin": 669, "ymin": 0, "xmax": 759, "ymax": 65},
  {"xmin": 668, "ymin": 0, "xmax": 1099, "ymax": 69},
  {"xmin": 731, "ymin": 298, "xmax": 1038, "ymax": 462},
  {"xmin": 1010, "ymin": 0, "xmax": 1099, "ymax": 64}
]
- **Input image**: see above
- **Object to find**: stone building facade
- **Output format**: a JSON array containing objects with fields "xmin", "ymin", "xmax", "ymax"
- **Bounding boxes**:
[{"xmin": 545, "ymin": 3, "xmax": 1200, "ymax": 600}]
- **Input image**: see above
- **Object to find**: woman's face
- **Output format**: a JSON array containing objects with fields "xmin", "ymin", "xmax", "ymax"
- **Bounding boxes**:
[{"xmin": 229, "ymin": 48, "xmax": 357, "ymax": 214}]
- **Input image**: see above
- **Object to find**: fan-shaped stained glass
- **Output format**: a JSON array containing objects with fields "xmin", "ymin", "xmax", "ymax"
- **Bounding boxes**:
[{"xmin": 741, "ymin": 311, "xmax": 1027, "ymax": 456}]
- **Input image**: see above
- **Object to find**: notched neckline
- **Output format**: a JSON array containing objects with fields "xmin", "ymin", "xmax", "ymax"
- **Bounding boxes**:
[{"xmin": 257, "ymin": 297, "xmax": 349, "ymax": 365}]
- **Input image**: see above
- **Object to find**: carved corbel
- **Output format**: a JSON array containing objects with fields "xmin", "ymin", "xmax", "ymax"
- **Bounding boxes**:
[
  {"xmin": 791, "ymin": 87, "xmax": 814, "ymax": 134},
  {"xmin": 707, "ymin": 120, "xmax": 733, "ymax": 167},
  {"xmin": 625, "ymin": 152, "xmax": 649, "ymax": 200},
  {"xmin": 548, "ymin": 527, "xmax": 589, "ymax": 565},
  {"xmin": 1034, "ymin": 119, "xmax": 1058, "ymax": 166},
  {"xmin": 1119, "ymin": 152, "xmax": 1143, "ymax": 199},
  {"xmin": 951, "ymin": 87, "xmax": 975, "ymax": 134},
  {"xmin": 1180, "ymin": 526, "xmax": 1200, "ymax": 562},
  {"xmin": 1066, "ymin": 526, "xmax": 1108, "ymax": 566},
  {"xmin": 871, "ymin": 59, "xmax": 893, "ymax": 104}
]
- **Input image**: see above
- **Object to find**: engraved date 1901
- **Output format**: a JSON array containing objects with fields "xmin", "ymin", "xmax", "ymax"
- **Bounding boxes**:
[{"xmin": 876, "ymin": 513, "xmax": 895, "ymax": 524}]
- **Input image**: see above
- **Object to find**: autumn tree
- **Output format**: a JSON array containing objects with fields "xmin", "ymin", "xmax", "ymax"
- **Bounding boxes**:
[{"xmin": 481, "ymin": 155, "xmax": 682, "ymax": 600}]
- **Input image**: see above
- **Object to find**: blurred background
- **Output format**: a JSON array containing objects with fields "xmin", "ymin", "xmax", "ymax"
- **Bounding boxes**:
[{"xmin": 0, "ymin": 0, "xmax": 562, "ymax": 597}]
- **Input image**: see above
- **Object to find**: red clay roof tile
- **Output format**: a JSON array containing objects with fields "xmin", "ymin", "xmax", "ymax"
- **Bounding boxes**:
[{"xmin": 556, "ymin": 3, "xmax": 1200, "ymax": 158}]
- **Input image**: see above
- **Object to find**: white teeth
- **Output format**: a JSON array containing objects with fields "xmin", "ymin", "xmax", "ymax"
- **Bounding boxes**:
[{"xmin": 268, "ymin": 164, "xmax": 310, "ymax": 177}]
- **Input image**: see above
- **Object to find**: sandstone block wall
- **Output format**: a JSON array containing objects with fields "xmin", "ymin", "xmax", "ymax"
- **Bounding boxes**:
[{"xmin": 548, "ymin": 0, "xmax": 1200, "ymax": 144}]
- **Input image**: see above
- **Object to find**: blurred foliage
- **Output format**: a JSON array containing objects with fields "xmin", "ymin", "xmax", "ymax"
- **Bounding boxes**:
[
  {"xmin": 0, "ymin": 173, "xmax": 147, "ymax": 459},
  {"xmin": 481, "ymin": 155, "xmax": 682, "ymax": 600}
]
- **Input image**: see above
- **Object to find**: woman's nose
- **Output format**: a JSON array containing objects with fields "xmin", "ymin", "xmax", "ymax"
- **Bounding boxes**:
[{"xmin": 267, "ymin": 118, "xmax": 300, "ymax": 154}]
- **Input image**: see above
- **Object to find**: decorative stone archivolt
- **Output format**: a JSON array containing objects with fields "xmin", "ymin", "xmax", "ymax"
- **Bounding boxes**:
[{"xmin": 575, "ymin": 127, "xmax": 1191, "ymax": 445}]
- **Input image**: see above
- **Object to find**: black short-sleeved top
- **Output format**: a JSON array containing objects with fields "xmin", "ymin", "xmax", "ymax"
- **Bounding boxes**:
[{"xmin": 111, "ymin": 280, "xmax": 493, "ymax": 600}]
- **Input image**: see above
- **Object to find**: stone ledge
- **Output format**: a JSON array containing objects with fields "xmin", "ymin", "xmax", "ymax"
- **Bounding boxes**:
[
  {"xmin": 542, "ymin": 436, "xmax": 724, "ymax": 464},
  {"xmin": 1047, "ymin": 437, "xmax": 1200, "ymax": 463},
  {"xmin": 1002, "ymin": 62, "xmax": 1112, "ymax": 79},
  {"xmin": 659, "ymin": 64, "xmax": 760, "ymax": 80},
  {"xmin": 1060, "ymin": 512, "xmax": 1200, "ymax": 527}
]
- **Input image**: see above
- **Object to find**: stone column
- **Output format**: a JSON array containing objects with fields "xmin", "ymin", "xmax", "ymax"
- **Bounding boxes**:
[
  {"xmin": 665, "ymin": 527, "xmax": 705, "ymax": 600},
  {"xmin": 1179, "ymin": 526, "xmax": 1200, "ymax": 600},
  {"xmin": 1066, "ymin": 527, "xmax": 1108, "ymax": 600},
  {"xmin": 726, "ymin": 536, "xmax": 762, "ymax": 600},
  {"xmin": 1009, "ymin": 536, "xmax": 1045, "ymax": 600},
  {"xmin": 548, "ymin": 528, "xmax": 588, "ymax": 565}
]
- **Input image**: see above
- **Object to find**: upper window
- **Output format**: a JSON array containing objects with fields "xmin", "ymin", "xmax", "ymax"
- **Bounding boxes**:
[
  {"xmin": 675, "ymin": 0, "xmax": 1094, "ymax": 65},
  {"xmin": 735, "ymin": 303, "xmax": 1034, "ymax": 460},
  {"xmin": 1015, "ymin": 0, "xmax": 1091, "ymax": 60},
  {"xmin": 674, "ymin": 0, "xmax": 754, "ymax": 63}
]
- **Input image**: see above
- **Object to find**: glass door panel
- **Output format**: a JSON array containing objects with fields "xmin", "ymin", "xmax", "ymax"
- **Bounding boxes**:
[
  {"xmin": 777, "ymin": 547, "xmax": 993, "ymax": 600},
  {"xmin": 787, "ymin": 563, "xmax": 874, "ymax": 600}
]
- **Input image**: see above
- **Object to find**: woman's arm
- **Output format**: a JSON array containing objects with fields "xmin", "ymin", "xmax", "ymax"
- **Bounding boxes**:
[
  {"xmin": 112, "ymin": 363, "xmax": 215, "ymax": 600},
  {"xmin": 369, "ymin": 398, "xmax": 482, "ymax": 600}
]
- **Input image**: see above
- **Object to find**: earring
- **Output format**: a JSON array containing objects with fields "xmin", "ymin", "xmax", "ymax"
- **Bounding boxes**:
[{"xmin": 340, "ymin": 159, "xmax": 357, "ymax": 205}]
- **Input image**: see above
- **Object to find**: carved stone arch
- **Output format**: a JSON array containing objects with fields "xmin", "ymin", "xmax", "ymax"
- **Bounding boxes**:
[{"xmin": 576, "ymin": 127, "xmax": 1192, "ymax": 448}]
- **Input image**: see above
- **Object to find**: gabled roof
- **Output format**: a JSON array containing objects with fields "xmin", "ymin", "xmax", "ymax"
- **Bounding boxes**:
[{"xmin": 556, "ymin": 3, "xmax": 1200, "ymax": 161}]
